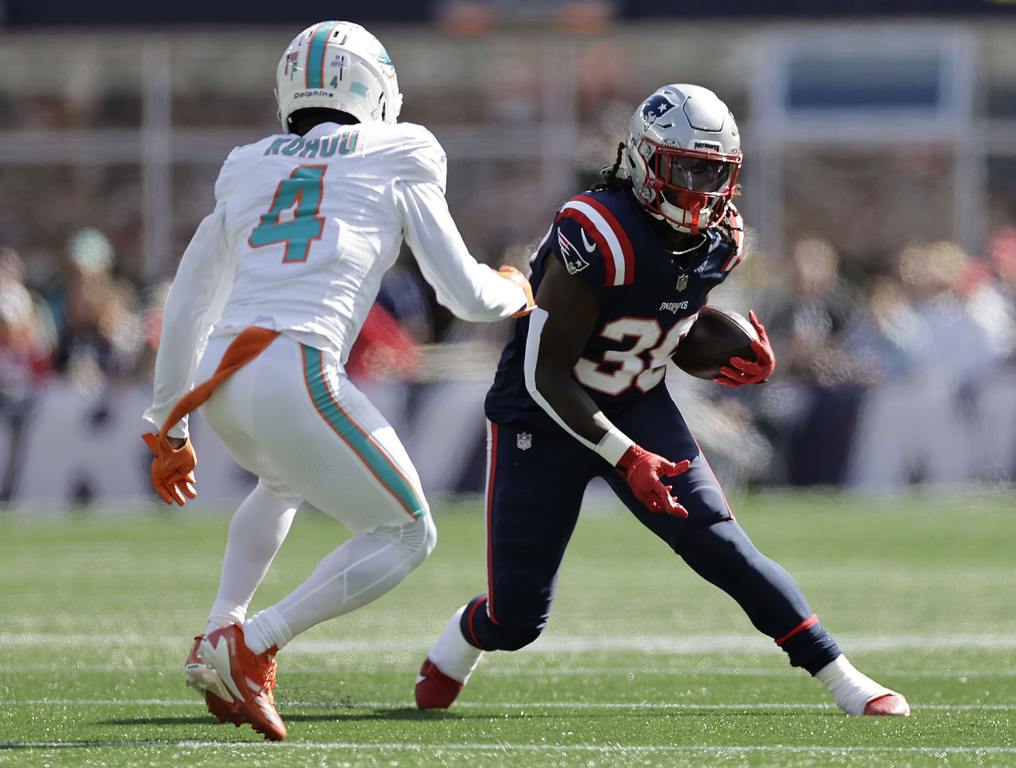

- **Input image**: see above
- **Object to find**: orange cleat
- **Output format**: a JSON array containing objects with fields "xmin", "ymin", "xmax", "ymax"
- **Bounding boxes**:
[
  {"xmin": 863, "ymin": 692, "xmax": 911, "ymax": 716},
  {"xmin": 184, "ymin": 634, "xmax": 246, "ymax": 726},
  {"xmin": 415, "ymin": 658, "xmax": 463, "ymax": 710},
  {"xmin": 197, "ymin": 625, "xmax": 286, "ymax": 740}
]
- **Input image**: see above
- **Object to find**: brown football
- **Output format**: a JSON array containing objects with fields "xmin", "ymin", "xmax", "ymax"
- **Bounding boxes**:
[{"xmin": 671, "ymin": 306, "xmax": 759, "ymax": 380}]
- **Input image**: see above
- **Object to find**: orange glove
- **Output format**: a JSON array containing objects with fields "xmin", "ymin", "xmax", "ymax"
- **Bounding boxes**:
[
  {"xmin": 139, "ymin": 327, "xmax": 279, "ymax": 507},
  {"xmin": 497, "ymin": 265, "xmax": 536, "ymax": 318},
  {"xmin": 141, "ymin": 433, "xmax": 197, "ymax": 506}
]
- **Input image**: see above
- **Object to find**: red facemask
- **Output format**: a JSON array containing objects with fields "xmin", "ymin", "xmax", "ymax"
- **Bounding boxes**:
[{"xmin": 635, "ymin": 139, "xmax": 742, "ymax": 234}]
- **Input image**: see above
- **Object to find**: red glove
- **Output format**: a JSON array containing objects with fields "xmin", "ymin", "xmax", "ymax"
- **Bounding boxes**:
[
  {"xmin": 142, "ymin": 433, "xmax": 197, "ymax": 506},
  {"xmin": 616, "ymin": 445, "xmax": 692, "ymax": 518},
  {"xmin": 714, "ymin": 311, "xmax": 775, "ymax": 388}
]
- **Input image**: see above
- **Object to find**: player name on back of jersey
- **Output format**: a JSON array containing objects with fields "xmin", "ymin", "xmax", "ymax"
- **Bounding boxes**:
[{"xmin": 262, "ymin": 131, "xmax": 359, "ymax": 159}]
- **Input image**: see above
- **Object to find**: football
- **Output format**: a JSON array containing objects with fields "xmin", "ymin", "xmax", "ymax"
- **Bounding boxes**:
[{"xmin": 671, "ymin": 305, "xmax": 759, "ymax": 380}]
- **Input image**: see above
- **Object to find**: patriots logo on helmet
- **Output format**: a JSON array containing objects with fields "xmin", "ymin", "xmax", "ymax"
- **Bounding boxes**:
[{"xmin": 641, "ymin": 94, "xmax": 676, "ymax": 129}]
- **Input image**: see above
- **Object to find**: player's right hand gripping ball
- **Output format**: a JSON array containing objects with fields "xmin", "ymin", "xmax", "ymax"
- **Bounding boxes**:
[
  {"xmin": 496, "ymin": 265, "xmax": 536, "ymax": 318},
  {"xmin": 616, "ymin": 445, "xmax": 691, "ymax": 518},
  {"xmin": 714, "ymin": 311, "xmax": 775, "ymax": 388}
]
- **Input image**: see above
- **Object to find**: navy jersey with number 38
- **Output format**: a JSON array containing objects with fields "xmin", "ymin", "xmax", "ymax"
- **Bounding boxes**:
[{"xmin": 485, "ymin": 185, "xmax": 744, "ymax": 427}]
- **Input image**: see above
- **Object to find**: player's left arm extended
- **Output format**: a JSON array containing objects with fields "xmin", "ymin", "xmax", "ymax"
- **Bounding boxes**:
[
  {"xmin": 525, "ymin": 258, "xmax": 690, "ymax": 517},
  {"xmin": 395, "ymin": 180, "xmax": 533, "ymax": 321}
]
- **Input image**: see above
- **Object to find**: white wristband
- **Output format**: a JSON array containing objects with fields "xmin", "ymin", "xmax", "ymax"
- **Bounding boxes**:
[{"xmin": 595, "ymin": 427, "xmax": 635, "ymax": 467}]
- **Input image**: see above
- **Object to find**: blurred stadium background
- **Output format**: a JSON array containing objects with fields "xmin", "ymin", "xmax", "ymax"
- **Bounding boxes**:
[{"xmin": 2, "ymin": 0, "xmax": 1016, "ymax": 508}]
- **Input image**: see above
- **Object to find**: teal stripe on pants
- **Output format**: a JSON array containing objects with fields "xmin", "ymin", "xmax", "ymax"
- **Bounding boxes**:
[{"xmin": 302, "ymin": 345, "xmax": 424, "ymax": 519}]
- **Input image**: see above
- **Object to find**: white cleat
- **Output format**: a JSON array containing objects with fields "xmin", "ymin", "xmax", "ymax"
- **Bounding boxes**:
[{"xmin": 817, "ymin": 655, "xmax": 910, "ymax": 717}]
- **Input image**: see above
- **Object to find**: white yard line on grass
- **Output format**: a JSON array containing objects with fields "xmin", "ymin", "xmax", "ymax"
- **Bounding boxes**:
[
  {"xmin": 5, "ymin": 699, "xmax": 1016, "ymax": 711},
  {"xmin": 5, "ymin": 658, "xmax": 1016, "ymax": 678},
  {"xmin": 2, "ymin": 741, "xmax": 1016, "ymax": 755},
  {"xmin": 5, "ymin": 664, "xmax": 1015, "ymax": 679},
  {"xmin": 4, "ymin": 632, "xmax": 1016, "ymax": 653},
  {"xmin": 9, "ymin": 658, "xmax": 1016, "ymax": 678}
]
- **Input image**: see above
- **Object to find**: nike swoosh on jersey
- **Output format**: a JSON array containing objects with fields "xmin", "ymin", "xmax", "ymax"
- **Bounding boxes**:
[
  {"xmin": 415, "ymin": 674, "xmax": 427, "ymax": 685},
  {"xmin": 580, "ymin": 228, "xmax": 597, "ymax": 253}
]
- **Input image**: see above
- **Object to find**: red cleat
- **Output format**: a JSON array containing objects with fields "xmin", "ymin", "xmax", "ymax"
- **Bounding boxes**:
[
  {"xmin": 415, "ymin": 658, "xmax": 463, "ymax": 710},
  {"xmin": 863, "ymin": 692, "xmax": 911, "ymax": 716},
  {"xmin": 198, "ymin": 625, "xmax": 286, "ymax": 740}
]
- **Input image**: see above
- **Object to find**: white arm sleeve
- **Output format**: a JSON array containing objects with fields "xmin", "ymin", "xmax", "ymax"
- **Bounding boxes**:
[
  {"xmin": 143, "ymin": 201, "xmax": 235, "ymax": 438},
  {"xmin": 394, "ymin": 180, "xmax": 527, "ymax": 322}
]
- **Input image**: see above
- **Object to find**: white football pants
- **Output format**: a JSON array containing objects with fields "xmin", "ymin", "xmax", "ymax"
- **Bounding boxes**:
[
  {"xmin": 195, "ymin": 333, "xmax": 435, "ymax": 644},
  {"xmin": 197, "ymin": 333, "xmax": 429, "ymax": 531}
]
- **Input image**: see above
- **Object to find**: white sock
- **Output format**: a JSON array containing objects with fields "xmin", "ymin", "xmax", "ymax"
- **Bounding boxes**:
[
  {"xmin": 428, "ymin": 606, "xmax": 483, "ymax": 684},
  {"xmin": 204, "ymin": 482, "xmax": 298, "ymax": 635},
  {"xmin": 205, "ymin": 599, "xmax": 246, "ymax": 631},
  {"xmin": 816, "ymin": 655, "xmax": 893, "ymax": 715},
  {"xmin": 258, "ymin": 516, "xmax": 436, "ymax": 646},
  {"xmin": 243, "ymin": 606, "xmax": 293, "ymax": 655}
]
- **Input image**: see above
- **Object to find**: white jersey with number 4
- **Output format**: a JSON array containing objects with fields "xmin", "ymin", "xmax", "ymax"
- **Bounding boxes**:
[{"xmin": 145, "ymin": 120, "xmax": 526, "ymax": 437}]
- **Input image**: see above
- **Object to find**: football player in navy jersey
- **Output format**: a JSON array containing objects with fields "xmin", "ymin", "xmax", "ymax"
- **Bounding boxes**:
[{"xmin": 415, "ymin": 84, "xmax": 909, "ymax": 717}]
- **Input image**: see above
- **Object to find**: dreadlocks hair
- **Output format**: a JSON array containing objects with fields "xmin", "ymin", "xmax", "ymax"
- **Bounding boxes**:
[{"xmin": 592, "ymin": 142, "xmax": 627, "ymax": 191}]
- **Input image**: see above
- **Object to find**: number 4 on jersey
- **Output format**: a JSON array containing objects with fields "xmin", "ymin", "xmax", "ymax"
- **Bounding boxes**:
[{"xmin": 248, "ymin": 165, "xmax": 328, "ymax": 263}]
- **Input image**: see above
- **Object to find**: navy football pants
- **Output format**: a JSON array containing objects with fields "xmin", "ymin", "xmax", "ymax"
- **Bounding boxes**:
[{"xmin": 463, "ymin": 388, "xmax": 840, "ymax": 675}]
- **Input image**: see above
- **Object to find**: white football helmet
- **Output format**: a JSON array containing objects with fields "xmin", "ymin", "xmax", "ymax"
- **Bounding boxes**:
[
  {"xmin": 623, "ymin": 84, "xmax": 742, "ymax": 235},
  {"xmin": 275, "ymin": 20, "xmax": 403, "ymax": 132}
]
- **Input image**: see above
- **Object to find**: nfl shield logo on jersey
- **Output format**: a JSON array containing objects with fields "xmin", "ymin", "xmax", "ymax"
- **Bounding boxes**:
[
  {"xmin": 676, "ymin": 274, "xmax": 689, "ymax": 292},
  {"xmin": 517, "ymin": 432, "xmax": 533, "ymax": 451}
]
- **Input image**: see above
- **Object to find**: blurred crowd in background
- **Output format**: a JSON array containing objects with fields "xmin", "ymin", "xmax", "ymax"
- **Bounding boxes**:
[
  {"xmin": 3, "ymin": 219, "xmax": 1014, "ymax": 496},
  {"xmin": 2, "ymin": 16, "xmax": 1016, "ymax": 503}
]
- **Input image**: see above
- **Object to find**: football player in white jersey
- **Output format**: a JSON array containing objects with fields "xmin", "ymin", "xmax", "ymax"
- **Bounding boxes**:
[{"xmin": 142, "ymin": 20, "xmax": 534, "ymax": 741}]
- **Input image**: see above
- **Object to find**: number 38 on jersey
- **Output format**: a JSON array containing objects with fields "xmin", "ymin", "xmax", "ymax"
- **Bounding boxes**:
[{"xmin": 573, "ymin": 314, "xmax": 696, "ymax": 396}]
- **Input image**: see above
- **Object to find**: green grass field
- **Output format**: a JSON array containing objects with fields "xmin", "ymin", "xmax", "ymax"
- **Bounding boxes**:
[{"xmin": 2, "ymin": 490, "xmax": 1015, "ymax": 767}]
